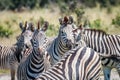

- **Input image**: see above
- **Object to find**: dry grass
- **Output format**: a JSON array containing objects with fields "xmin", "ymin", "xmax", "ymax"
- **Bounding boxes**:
[
  {"xmin": 0, "ymin": 8, "xmax": 61, "ymax": 46},
  {"xmin": 0, "ymin": 6, "xmax": 120, "ymax": 45},
  {"xmin": 0, "ymin": 69, "xmax": 9, "ymax": 74},
  {"xmin": 84, "ymin": 5, "xmax": 120, "ymax": 35},
  {"xmin": 0, "ymin": 5, "xmax": 120, "ymax": 77}
]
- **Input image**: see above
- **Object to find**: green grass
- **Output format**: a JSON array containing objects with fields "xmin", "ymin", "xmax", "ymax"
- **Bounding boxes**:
[{"xmin": 0, "ymin": 69, "xmax": 10, "ymax": 74}]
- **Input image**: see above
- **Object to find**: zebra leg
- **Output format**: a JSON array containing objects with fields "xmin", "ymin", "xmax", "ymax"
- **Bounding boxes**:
[
  {"xmin": 116, "ymin": 63, "xmax": 120, "ymax": 77},
  {"xmin": 102, "ymin": 66, "xmax": 111, "ymax": 80},
  {"xmin": 10, "ymin": 69, "xmax": 15, "ymax": 80}
]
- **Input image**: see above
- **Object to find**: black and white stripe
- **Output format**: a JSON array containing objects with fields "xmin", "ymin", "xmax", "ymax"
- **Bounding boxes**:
[
  {"xmin": 47, "ymin": 16, "xmax": 77, "ymax": 65},
  {"xmin": 0, "ymin": 22, "xmax": 34, "ymax": 80},
  {"xmin": 75, "ymin": 28, "xmax": 120, "ymax": 56},
  {"xmin": 35, "ymin": 47, "xmax": 101, "ymax": 80},
  {"xmin": 73, "ymin": 27, "xmax": 120, "ymax": 80},
  {"xmin": 17, "ymin": 21, "xmax": 50, "ymax": 80}
]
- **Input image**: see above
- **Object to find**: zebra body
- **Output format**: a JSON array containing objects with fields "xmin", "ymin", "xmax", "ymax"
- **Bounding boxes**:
[
  {"xmin": 77, "ymin": 29, "xmax": 120, "ymax": 56},
  {"xmin": 35, "ymin": 47, "xmax": 101, "ymax": 80},
  {"xmin": 17, "ymin": 21, "xmax": 50, "ymax": 80},
  {"xmin": 73, "ymin": 28, "xmax": 120, "ymax": 80},
  {"xmin": 0, "ymin": 45, "xmax": 16, "ymax": 69}
]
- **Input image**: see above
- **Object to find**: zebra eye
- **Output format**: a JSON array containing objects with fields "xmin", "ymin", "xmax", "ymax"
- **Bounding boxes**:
[{"xmin": 61, "ymin": 31, "xmax": 64, "ymax": 34}]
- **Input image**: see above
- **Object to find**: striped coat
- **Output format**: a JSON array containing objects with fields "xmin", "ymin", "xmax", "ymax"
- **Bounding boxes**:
[
  {"xmin": 35, "ymin": 47, "xmax": 101, "ymax": 80},
  {"xmin": 73, "ymin": 27, "xmax": 120, "ymax": 80}
]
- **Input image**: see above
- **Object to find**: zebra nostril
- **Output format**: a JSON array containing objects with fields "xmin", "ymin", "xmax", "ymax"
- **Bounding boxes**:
[
  {"xmin": 25, "ymin": 44, "xmax": 29, "ymax": 48},
  {"xmin": 68, "ymin": 40, "xmax": 72, "ymax": 43},
  {"xmin": 38, "ymin": 47, "xmax": 44, "ymax": 52}
]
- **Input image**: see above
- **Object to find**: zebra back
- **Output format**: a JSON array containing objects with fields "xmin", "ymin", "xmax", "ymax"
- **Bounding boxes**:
[
  {"xmin": 0, "ymin": 45, "xmax": 14, "ymax": 69},
  {"xmin": 73, "ymin": 25, "xmax": 120, "ymax": 56},
  {"xmin": 72, "ymin": 25, "xmax": 120, "ymax": 80},
  {"xmin": 35, "ymin": 47, "xmax": 101, "ymax": 80}
]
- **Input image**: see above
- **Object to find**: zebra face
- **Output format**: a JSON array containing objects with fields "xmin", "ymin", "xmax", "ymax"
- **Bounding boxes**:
[
  {"xmin": 17, "ymin": 22, "xmax": 34, "ymax": 49},
  {"xmin": 31, "ymin": 30, "xmax": 48, "ymax": 55},
  {"xmin": 31, "ymin": 21, "xmax": 48, "ymax": 52},
  {"xmin": 72, "ymin": 24, "xmax": 85, "ymax": 44},
  {"xmin": 22, "ymin": 30, "xmax": 33, "ymax": 48},
  {"xmin": 59, "ymin": 24, "xmax": 76, "ymax": 49},
  {"xmin": 17, "ymin": 30, "xmax": 33, "ymax": 49}
]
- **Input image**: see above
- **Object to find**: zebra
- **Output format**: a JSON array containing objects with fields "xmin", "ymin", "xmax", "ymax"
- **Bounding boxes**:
[
  {"xmin": 34, "ymin": 47, "xmax": 101, "ymax": 80},
  {"xmin": 17, "ymin": 21, "xmax": 51, "ymax": 80},
  {"xmin": 72, "ymin": 25, "xmax": 120, "ymax": 80},
  {"xmin": 101, "ymin": 56, "xmax": 120, "ymax": 77},
  {"xmin": 0, "ymin": 21, "xmax": 34, "ymax": 80},
  {"xmin": 47, "ymin": 16, "xmax": 77, "ymax": 65}
]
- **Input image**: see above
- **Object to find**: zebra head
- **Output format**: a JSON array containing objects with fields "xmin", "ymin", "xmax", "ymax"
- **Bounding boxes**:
[
  {"xmin": 58, "ymin": 16, "xmax": 77, "ymax": 49},
  {"xmin": 30, "ymin": 21, "xmax": 49, "ymax": 54},
  {"xmin": 15, "ymin": 22, "xmax": 34, "ymax": 62},
  {"xmin": 17, "ymin": 21, "xmax": 34, "ymax": 49},
  {"xmin": 72, "ymin": 24, "xmax": 85, "ymax": 42}
]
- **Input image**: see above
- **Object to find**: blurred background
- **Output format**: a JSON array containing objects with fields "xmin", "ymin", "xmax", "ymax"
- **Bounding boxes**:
[{"xmin": 0, "ymin": 0, "xmax": 120, "ymax": 46}]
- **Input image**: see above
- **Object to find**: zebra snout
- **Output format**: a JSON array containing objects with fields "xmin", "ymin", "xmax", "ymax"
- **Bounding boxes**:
[
  {"xmin": 66, "ymin": 40, "xmax": 73, "ymax": 49},
  {"xmin": 67, "ymin": 40, "xmax": 72, "ymax": 44},
  {"xmin": 38, "ymin": 47, "xmax": 42, "ymax": 52},
  {"xmin": 38, "ymin": 47, "xmax": 45, "ymax": 53},
  {"xmin": 25, "ymin": 43, "xmax": 32, "ymax": 48}
]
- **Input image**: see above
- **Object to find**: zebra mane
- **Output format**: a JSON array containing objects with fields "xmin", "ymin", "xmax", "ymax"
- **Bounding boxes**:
[{"xmin": 85, "ymin": 29, "xmax": 107, "ymax": 35}]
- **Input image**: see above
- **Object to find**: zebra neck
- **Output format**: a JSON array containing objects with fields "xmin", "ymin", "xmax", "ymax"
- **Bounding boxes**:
[
  {"xmin": 26, "ymin": 52, "xmax": 45, "ymax": 79},
  {"xmin": 47, "ymin": 38, "xmax": 70, "ymax": 65},
  {"xmin": 32, "ymin": 48, "xmax": 44, "ymax": 59},
  {"xmin": 82, "ymin": 31, "xmax": 110, "ymax": 54},
  {"xmin": 56, "ymin": 38, "xmax": 70, "ymax": 56}
]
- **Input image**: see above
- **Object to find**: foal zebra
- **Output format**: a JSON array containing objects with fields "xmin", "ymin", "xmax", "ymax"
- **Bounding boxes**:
[
  {"xmin": 47, "ymin": 16, "xmax": 77, "ymax": 65},
  {"xmin": 35, "ymin": 47, "xmax": 101, "ymax": 80},
  {"xmin": 0, "ymin": 21, "xmax": 34, "ymax": 80},
  {"xmin": 17, "ymin": 21, "xmax": 50, "ymax": 80},
  {"xmin": 73, "ymin": 25, "xmax": 120, "ymax": 80}
]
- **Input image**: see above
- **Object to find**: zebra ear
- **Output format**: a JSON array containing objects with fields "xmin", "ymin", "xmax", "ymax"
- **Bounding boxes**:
[
  {"xmin": 29, "ymin": 23, "xmax": 34, "ymax": 32},
  {"xmin": 63, "ymin": 16, "xmax": 68, "ymax": 25},
  {"xmin": 37, "ymin": 21, "xmax": 40, "ymax": 30},
  {"xmin": 69, "ymin": 15, "xmax": 74, "ymax": 24},
  {"xmin": 42, "ymin": 21, "xmax": 49, "ymax": 32},
  {"xmin": 79, "ymin": 24, "xmax": 85, "ymax": 33},
  {"xmin": 24, "ymin": 21, "xmax": 28, "ymax": 30},
  {"xmin": 78, "ymin": 24, "xmax": 83, "ymax": 30},
  {"xmin": 19, "ymin": 22, "xmax": 23, "ymax": 30},
  {"xmin": 59, "ymin": 18, "xmax": 63, "ymax": 25}
]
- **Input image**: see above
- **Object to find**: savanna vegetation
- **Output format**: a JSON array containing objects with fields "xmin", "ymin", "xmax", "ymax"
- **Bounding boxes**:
[{"xmin": 0, "ymin": 0, "xmax": 120, "ymax": 45}]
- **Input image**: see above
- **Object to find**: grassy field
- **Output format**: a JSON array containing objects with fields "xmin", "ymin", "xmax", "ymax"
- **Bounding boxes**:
[{"xmin": 0, "ymin": 6, "xmax": 120, "ymax": 46}]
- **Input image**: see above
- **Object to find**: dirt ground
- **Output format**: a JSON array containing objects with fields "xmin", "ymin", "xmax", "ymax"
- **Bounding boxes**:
[{"xmin": 0, "ymin": 70, "xmax": 119, "ymax": 80}]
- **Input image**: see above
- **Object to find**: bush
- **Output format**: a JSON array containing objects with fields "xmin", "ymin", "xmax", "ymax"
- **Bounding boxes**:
[
  {"xmin": 0, "ymin": 25, "xmax": 13, "ymax": 37},
  {"xmin": 112, "ymin": 15, "xmax": 120, "ymax": 27},
  {"xmin": 75, "ymin": 8, "xmax": 85, "ymax": 25},
  {"xmin": 90, "ymin": 19, "xmax": 101, "ymax": 29},
  {"xmin": 46, "ymin": 24, "xmax": 59, "ymax": 37},
  {"xmin": 0, "ymin": 0, "xmax": 120, "ymax": 11}
]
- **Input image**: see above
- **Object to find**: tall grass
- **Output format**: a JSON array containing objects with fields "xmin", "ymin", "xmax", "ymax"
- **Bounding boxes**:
[{"xmin": 0, "ymin": 6, "xmax": 120, "ymax": 46}]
